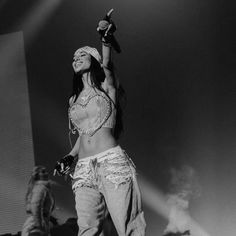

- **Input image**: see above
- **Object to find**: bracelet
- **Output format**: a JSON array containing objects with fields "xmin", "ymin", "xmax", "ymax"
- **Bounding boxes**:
[{"xmin": 102, "ymin": 40, "xmax": 112, "ymax": 47}]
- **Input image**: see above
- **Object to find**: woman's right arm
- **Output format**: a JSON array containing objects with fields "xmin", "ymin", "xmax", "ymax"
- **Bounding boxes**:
[
  {"xmin": 53, "ymin": 135, "xmax": 80, "ymax": 176},
  {"xmin": 68, "ymin": 135, "xmax": 80, "ymax": 157}
]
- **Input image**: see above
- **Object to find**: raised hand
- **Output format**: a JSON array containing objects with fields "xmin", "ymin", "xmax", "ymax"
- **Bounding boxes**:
[
  {"xmin": 97, "ymin": 9, "xmax": 116, "ymax": 36},
  {"xmin": 97, "ymin": 8, "xmax": 121, "ymax": 53}
]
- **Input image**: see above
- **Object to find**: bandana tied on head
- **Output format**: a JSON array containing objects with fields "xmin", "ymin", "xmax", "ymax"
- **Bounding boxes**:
[{"xmin": 74, "ymin": 46, "xmax": 102, "ymax": 65}]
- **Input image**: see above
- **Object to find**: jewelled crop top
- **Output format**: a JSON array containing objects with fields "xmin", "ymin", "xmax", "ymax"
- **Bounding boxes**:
[{"xmin": 68, "ymin": 87, "xmax": 116, "ymax": 136}]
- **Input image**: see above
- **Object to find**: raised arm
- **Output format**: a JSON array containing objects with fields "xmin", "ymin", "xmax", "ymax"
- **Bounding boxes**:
[
  {"xmin": 97, "ymin": 9, "xmax": 120, "ymax": 89},
  {"xmin": 102, "ymin": 40, "xmax": 115, "ymax": 87}
]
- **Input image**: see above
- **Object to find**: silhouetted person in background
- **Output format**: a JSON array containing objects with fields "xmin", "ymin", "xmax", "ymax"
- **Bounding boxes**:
[{"xmin": 22, "ymin": 166, "xmax": 55, "ymax": 236}]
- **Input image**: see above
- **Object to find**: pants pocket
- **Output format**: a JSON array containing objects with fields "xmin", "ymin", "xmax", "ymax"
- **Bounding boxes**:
[
  {"xmin": 101, "ymin": 153, "xmax": 135, "ymax": 189},
  {"xmin": 72, "ymin": 162, "xmax": 96, "ymax": 190}
]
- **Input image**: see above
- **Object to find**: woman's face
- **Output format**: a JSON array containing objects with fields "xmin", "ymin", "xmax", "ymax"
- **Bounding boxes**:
[{"xmin": 72, "ymin": 51, "xmax": 92, "ymax": 73}]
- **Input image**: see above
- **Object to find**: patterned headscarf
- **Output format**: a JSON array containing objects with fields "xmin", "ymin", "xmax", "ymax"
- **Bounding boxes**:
[{"xmin": 74, "ymin": 46, "xmax": 102, "ymax": 64}]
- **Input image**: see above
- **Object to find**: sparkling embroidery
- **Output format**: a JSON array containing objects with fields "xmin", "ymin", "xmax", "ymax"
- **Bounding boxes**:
[
  {"xmin": 71, "ymin": 147, "xmax": 136, "ymax": 191},
  {"xmin": 102, "ymin": 154, "xmax": 135, "ymax": 188},
  {"xmin": 68, "ymin": 88, "xmax": 112, "ymax": 136}
]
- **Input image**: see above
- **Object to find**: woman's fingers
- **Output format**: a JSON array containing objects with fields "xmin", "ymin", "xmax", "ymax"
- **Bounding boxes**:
[
  {"xmin": 63, "ymin": 167, "xmax": 71, "ymax": 175},
  {"xmin": 54, "ymin": 161, "xmax": 61, "ymax": 176},
  {"xmin": 105, "ymin": 24, "xmax": 113, "ymax": 36},
  {"xmin": 62, "ymin": 166, "xmax": 70, "ymax": 173},
  {"xmin": 106, "ymin": 9, "xmax": 114, "ymax": 19},
  {"xmin": 53, "ymin": 161, "xmax": 71, "ymax": 176},
  {"xmin": 61, "ymin": 163, "xmax": 64, "ymax": 171}
]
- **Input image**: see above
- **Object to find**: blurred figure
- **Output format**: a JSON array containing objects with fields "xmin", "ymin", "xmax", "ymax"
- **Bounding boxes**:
[{"xmin": 22, "ymin": 166, "xmax": 55, "ymax": 236}]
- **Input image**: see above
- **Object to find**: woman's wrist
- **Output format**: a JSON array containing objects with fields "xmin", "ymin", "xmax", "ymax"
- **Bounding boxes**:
[
  {"xmin": 63, "ymin": 154, "xmax": 75, "ymax": 164},
  {"xmin": 68, "ymin": 150, "xmax": 77, "ymax": 157},
  {"xmin": 102, "ymin": 40, "xmax": 112, "ymax": 48}
]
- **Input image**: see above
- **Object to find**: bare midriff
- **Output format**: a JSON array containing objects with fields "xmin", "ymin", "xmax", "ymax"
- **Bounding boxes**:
[{"xmin": 78, "ymin": 127, "xmax": 117, "ymax": 159}]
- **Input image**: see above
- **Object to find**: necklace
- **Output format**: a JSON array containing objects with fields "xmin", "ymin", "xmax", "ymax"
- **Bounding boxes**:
[{"xmin": 80, "ymin": 87, "xmax": 93, "ymax": 101}]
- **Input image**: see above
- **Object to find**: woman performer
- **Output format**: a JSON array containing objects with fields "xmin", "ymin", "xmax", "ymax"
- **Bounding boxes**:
[{"xmin": 54, "ymin": 9, "xmax": 146, "ymax": 236}]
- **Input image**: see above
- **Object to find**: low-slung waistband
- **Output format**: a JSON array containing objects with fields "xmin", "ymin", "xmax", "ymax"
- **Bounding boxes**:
[{"xmin": 78, "ymin": 145, "xmax": 123, "ymax": 164}]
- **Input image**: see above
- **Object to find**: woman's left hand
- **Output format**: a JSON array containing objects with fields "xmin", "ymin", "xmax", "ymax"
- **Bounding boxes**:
[
  {"xmin": 97, "ymin": 9, "xmax": 116, "ymax": 38},
  {"xmin": 97, "ymin": 9, "xmax": 121, "ymax": 53}
]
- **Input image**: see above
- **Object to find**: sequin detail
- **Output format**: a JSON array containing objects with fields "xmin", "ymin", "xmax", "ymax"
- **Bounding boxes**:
[
  {"xmin": 102, "ymin": 154, "xmax": 135, "ymax": 188},
  {"xmin": 71, "ymin": 146, "xmax": 136, "ymax": 191},
  {"xmin": 68, "ymin": 88, "xmax": 115, "ymax": 136}
]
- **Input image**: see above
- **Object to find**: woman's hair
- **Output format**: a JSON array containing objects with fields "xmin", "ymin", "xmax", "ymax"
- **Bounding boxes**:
[
  {"xmin": 25, "ymin": 166, "xmax": 47, "ymax": 203},
  {"xmin": 70, "ymin": 55, "xmax": 126, "ymax": 139}
]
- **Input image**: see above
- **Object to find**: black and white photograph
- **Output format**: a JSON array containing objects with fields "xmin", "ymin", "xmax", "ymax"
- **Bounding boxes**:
[{"xmin": 0, "ymin": 0, "xmax": 235, "ymax": 235}]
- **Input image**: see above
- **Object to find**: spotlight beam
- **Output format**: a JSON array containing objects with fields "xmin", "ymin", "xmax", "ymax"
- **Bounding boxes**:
[{"xmin": 139, "ymin": 175, "xmax": 211, "ymax": 236}]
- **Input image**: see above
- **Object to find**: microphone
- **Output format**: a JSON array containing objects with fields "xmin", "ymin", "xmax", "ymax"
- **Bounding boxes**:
[{"xmin": 97, "ymin": 10, "xmax": 121, "ymax": 53}]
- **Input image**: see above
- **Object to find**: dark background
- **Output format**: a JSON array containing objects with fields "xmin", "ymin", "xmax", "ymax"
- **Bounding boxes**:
[{"xmin": 0, "ymin": 0, "xmax": 236, "ymax": 235}]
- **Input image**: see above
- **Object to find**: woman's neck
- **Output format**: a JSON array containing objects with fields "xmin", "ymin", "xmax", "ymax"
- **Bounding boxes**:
[{"xmin": 82, "ymin": 72, "xmax": 92, "ymax": 89}]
